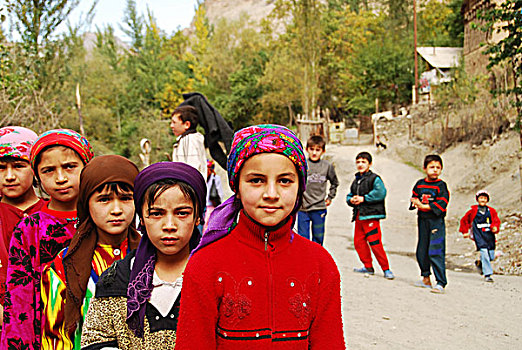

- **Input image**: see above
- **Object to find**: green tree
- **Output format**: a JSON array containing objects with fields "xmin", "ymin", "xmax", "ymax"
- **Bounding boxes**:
[
  {"xmin": 479, "ymin": 0, "xmax": 522, "ymax": 200},
  {"xmin": 273, "ymin": 0, "xmax": 324, "ymax": 118}
]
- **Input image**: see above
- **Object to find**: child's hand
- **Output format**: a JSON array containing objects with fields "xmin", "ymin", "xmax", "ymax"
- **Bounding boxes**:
[
  {"xmin": 351, "ymin": 195, "xmax": 364, "ymax": 205},
  {"xmin": 410, "ymin": 197, "xmax": 421, "ymax": 208},
  {"xmin": 325, "ymin": 198, "xmax": 332, "ymax": 206},
  {"xmin": 462, "ymin": 232, "xmax": 470, "ymax": 239},
  {"xmin": 492, "ymin": 226, "xmax": 498, "ymax": 233}
]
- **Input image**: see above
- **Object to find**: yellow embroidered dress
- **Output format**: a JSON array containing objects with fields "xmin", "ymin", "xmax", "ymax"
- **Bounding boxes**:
[{"xmin": 41, "ymin": 240, "xmax": 130, "ymax": 349}]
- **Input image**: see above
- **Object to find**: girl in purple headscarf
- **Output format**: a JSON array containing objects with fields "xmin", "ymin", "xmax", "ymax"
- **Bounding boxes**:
[
  {"xmin": 176, "ymin": 124, "xmax": 345, "ymax": 349},
  {"xmin": 80, "ymin": 162, "xmax": 205, "ymax": 349}
]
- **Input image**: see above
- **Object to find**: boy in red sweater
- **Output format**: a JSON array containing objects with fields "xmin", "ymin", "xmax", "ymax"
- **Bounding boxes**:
[
  {"xmin": 459, "ymin": 190, "xmax": 500, "ymax": 282},
  {"xmin": 0, "ymin": 127, "xmax": 46, "ymax": 325},
  {"xmin": 176, "ymin": 124, "xmax": 345, "ymax": 349}
]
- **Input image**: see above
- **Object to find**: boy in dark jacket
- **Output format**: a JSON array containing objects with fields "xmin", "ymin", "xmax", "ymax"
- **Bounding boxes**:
[
  {"xmin": 410, "ymin": 154, "xmax": 450, "ymax": 293},
  {"xmin": 459, "ymin": 190, "xmax": 500, "ymax": 282},
  {"xmin": 347, "ymin": 152, "xmax": 394, "ymax": 279}
]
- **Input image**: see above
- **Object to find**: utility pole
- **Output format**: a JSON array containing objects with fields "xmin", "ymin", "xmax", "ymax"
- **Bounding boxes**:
[{"xmin": 413, "ymin": 0, "xmax": 419, "ymax": 104}]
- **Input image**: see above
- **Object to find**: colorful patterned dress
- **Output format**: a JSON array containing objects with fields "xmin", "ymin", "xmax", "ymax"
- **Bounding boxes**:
[
  {"xmin": 0, "ymin": 205, "xmax": 77, "ymax": 350},
  {"xmin": 41, "ymin": 240, "xmax": 130, "ymax": 350}
]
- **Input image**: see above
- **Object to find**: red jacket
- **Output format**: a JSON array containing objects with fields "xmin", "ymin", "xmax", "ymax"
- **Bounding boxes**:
[
  {"xmin": 459, "ymin": 205, "xmax": 500, "ymax": 237},
  {"xmin": 176, "ymin": 211, "xmax": 345, "ymax": 349}
]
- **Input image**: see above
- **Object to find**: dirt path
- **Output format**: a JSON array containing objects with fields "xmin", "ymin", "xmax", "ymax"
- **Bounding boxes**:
[{"xmin": 322, "ymin": 145, "xmax": 522, "ymax": 349}]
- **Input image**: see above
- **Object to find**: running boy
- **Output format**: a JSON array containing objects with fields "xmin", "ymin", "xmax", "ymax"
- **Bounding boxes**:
[
  {"xmin": 0, "ymin": 127, "xmax": 45, "ymax": 325},
  {"xmin": 347, "ymin": 151, "xmax": 394, "ymax": 279},
  {"xmin": 410, "ymin": 154, "xmax": 450, "ymax": 293},
  {"xmin": 170, "ymin": 105, "xmax": 207, "ymax": 177},
  {"xmin": 176, "ymin": 124, "xmax": 345, "ymax": 349},
  {"xmin": 459, "ymin": 190, "xmax": 500, "ymax": 282},
  {"xmin": 298, "ymin": 135, "xmax": 339, "ymax": 246}
]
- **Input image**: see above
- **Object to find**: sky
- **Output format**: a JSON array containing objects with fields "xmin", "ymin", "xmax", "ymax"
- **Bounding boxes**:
[{"xmin": 1, "ymin": 0, "xmax": 200, "ymax": 40}]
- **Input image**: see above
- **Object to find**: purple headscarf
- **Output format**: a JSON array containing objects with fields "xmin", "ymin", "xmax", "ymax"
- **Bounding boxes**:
[
  {"xmin": 126, "ymin": 162, "xmax": 206, "ymax": 337},
  {"xmin": 192, "ymin": 124, "xmax": 307, "ymax": 255}
]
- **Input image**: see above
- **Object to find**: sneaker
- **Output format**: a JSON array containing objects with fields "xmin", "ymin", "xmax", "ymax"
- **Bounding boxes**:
[
  {"xmin": 430, "ymin": 284, "xmax": 445, "ymax": 294},
  {"xmin": 383, "ymin": 269, "xmax": 395, "ymax": 280},
  {"xmin": 414, "ymin": 280, "xmax": 432, "ymax": 289},
  {"xmin": 353, "ymin": 267, "xmax": 375, "ymax": 275},
  {"xmin": 485, "ymin": 275, "xmax": 494, "ymax": 283},
  {"xmin": 475, "ymin": 260, "xmax": 483, "ymax": 275}
]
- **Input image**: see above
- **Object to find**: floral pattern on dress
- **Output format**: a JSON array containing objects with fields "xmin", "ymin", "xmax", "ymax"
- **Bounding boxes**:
[{"xmin": 0, "ymin": 211, "xmax": 76, "ymax": 350}]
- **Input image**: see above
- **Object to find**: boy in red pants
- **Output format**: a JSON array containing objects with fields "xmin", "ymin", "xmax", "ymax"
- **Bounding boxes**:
[{"xmin": 347, "ymin": 151, "xmax": 394, "ymax": 279}]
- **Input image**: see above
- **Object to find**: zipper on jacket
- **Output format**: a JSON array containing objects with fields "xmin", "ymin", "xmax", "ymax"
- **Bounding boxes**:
[{"xmin": 265, "ymin": 230, "xmax": 274, "ymax": 345}]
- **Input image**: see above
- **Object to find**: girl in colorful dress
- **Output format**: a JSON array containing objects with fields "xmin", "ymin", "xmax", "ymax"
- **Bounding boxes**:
[
  {"xmin": 41, "ymin": 155, "xmax": 140, "ymax": 349},
  {"xmin": 1, "ymin": 129, "xmax": 93, "ymax": 349},
  {"xmin": 175, "ymin": 124, "xmax": 345, "ymax": 349},
  {"xmin": 80, "ymin": 162, "xmax": 205, "ymax": 349},
  {"xmin": 0, "ymin": 127, "xmax": 45, "ymax": 328}
]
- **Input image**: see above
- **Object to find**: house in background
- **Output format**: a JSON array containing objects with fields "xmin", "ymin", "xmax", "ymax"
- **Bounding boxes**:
[
  {"xmin": 462, "ymin": 0, "xmax": 508, "ymax": 77},
  {"xmin": 416, "ymin": 46, "xmax": 463, "ymax": 103}
]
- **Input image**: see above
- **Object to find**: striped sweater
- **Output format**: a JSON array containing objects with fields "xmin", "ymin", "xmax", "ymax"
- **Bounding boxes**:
[{"xmin": 410, "ymin": 178, "xmax": 450, "ymax": 219}]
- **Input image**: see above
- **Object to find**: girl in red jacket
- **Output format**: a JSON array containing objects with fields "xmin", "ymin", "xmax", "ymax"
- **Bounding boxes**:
[
  {"xmin": 176, "ymin": 124, "xmax": 345, "ymax": 349},
  {"xmin": 459, "ymin": 190, "xmax": 501, "ymax": 282}
]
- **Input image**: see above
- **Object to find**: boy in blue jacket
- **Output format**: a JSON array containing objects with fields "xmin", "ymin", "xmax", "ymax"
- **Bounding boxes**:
[{"xmin": 347, "ymin": 152, "xmax": 394, "ymax": 279}]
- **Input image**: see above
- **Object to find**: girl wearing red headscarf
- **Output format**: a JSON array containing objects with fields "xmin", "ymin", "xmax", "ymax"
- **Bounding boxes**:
[{"xmin": 1, "ymin": 129, "xmax": 93, "ymax": 349}]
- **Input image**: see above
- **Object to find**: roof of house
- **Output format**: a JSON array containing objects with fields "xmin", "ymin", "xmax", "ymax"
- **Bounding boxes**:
[{"xmin": 417, "ymin": 47, "xmax": 463, "ymax": 69}]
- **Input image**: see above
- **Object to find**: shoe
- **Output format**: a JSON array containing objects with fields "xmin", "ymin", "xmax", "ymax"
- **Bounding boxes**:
[
  {"xmin": 430, "ymin": 284, "xmax": 445, "ymax": 294},
  {"xmin": 383, "ymin": 269, "xmax": 395, "ymax": 280},
  {"xmin": 475, "ymin": 260, "xmax": 483, "ymax": 275},
  {"xmin": 353, "ymin": 267, "xmax": 375, "ymax": 275},
  {"xmin": 414, "ymin": 280, "xmax": 432, "ymax": 289},
  {"xmin": 485, "ymin": 275, "xmax": 494, "ymax": 283}
]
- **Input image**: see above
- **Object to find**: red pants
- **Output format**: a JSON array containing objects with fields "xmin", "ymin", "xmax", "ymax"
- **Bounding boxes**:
[{"xmin": 354, "ymin": 219, "xmax": 390, "ymax": 271}]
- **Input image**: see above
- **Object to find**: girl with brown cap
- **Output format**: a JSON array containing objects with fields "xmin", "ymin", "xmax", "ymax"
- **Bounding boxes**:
[{"xmin": 41, "ymin": 155, "xmax": 140, "ymax": 349}]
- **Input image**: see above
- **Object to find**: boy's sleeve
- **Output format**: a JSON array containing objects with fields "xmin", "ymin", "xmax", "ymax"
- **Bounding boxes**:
[
  {"xmin": 80, "ymin": 297, "xmax": 120, "ymax": 349},
  {"xmin": 409, "ymin": 181, "xmax": 420, "ymax": 211},
  {"xmin": 1, "ymin": 220, "xmax": 38, "ymax": 348},
  {"xmin": 364, "ymin": 176, "xmax": 386, "ymax": 202},
  {"xmin": 327, "ymin": 163, "xmax": 339, "ymax": 200},
  {"xmin": 490, "ymin": 207, "xmax": 501, "ymax": 233},
  {"xmin": 429, "ymin": 182, "xmax": 450, "ymax": 217},
  {"xmin": 459, "ymin": 209, "xmax": 473, "ymax": 233}
]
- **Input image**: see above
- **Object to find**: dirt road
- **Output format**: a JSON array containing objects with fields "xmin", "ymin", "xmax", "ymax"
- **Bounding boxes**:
[{"xmin": 322, "ymin": 145, "xmax": 522, "ymax": 349}]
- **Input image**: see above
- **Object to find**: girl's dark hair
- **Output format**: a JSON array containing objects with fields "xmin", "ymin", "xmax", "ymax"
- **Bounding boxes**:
[
  {"xmin": 141, "ymin": 179, "xmax": 200, "ymax": 221},
  {"xmin": 93, "ymin": 182, "xmax": 133, "ymax": 198}
]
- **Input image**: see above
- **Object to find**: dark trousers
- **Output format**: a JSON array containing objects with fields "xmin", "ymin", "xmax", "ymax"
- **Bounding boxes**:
[
  {"xmin": 416, "ymin": 217, "xmax": 447, "ymax": 287},
  {"xmin": 297, "ymin": 209, "xmax": 327, "ymax": 245}
]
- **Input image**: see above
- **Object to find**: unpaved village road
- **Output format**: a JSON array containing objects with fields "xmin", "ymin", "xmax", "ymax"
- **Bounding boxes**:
[{"xmin": 321, "ymin": 145, "xmax": 522, "ymax": 350}]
